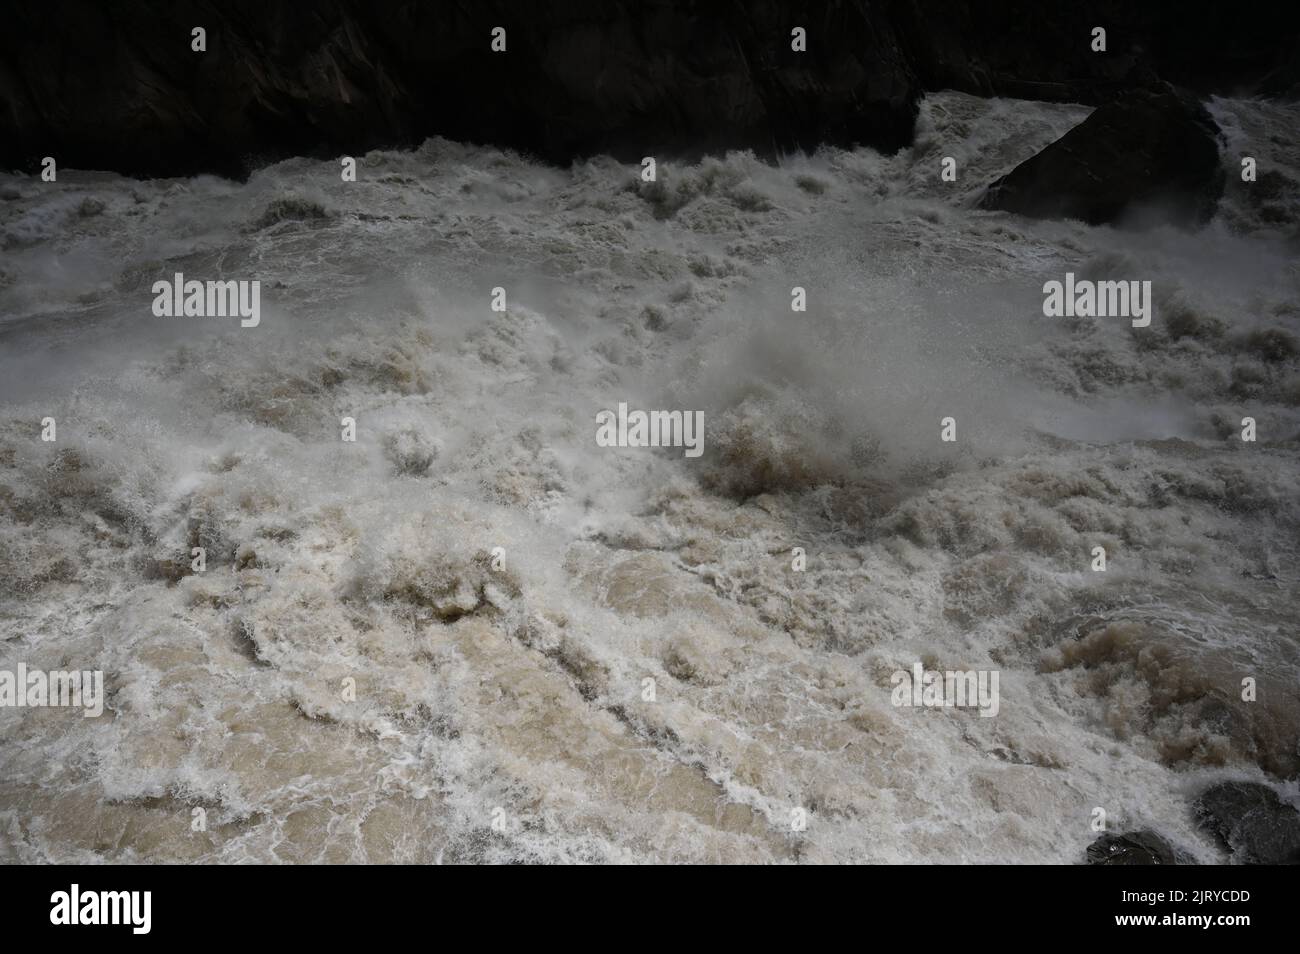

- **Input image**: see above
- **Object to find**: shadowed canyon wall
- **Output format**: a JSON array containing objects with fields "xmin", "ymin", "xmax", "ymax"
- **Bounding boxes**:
[{"xmin": 1, "ymin": 1, "xmax": 1297, "ymax": 178}]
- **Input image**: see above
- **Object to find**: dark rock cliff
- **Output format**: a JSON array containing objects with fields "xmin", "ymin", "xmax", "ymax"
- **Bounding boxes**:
[{"xmin": 1, "ymin": 1, "xmax": 1296, "ymax": 178}]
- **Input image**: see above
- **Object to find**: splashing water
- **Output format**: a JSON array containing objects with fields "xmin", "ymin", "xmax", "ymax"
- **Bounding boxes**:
[{"xmin": 1, "ymin": 92, "xmax": 1298, "ymax": 863}]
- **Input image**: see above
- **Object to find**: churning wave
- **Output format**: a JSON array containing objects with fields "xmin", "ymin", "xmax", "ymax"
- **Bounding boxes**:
[{"xmin": 1, "ymin": 92, "xmax": 1297, "ymax": 862}]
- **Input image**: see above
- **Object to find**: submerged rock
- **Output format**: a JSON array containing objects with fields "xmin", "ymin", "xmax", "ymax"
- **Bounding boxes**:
[
  {"xmin": 1194, "ymin": 781, "xmax": 1300, "ymax": 864},
  {"xmin": 1086, "ymin": 830, "xmax": 1181, "ymax": 865},
  {"xmin": 979, "ymin": 88, "xmax": 1225, "ymax": 228}
]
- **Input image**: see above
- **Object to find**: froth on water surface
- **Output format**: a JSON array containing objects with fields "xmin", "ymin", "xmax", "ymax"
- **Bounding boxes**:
[{"xmin": 1, "ymin": 93, "xmax": 1298, "ymax": 863}]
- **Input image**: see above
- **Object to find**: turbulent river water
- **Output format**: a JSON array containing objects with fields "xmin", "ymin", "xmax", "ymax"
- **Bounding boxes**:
[{"xmin": 1, "ymin": 92, "xmax": 1298, "ymax": 863}]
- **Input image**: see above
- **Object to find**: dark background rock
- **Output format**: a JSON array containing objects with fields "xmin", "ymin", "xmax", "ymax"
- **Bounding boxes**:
[
  {"xmin": 1086, "ymin": 830, "xmax": 1182, "ymax": 865},
  {"xmin": 0, "ymin": 0, "xmax": 921, "ymax": 178},
  {"xmin": 893, "ymin": 0, "xmax": 1300, "ymax": 105},
  {"xmin": 1195, "ymin": 781, "xmax": 1300, "ymax": 865},
  {"xmin": 0, "ymin": 1, "xmax": 1297, "ymax": 179},
  {"xmin": 1260, "ymin": 36, "xmax": 1300, "ymax": 99},
  {"xmin": 978, "ymin": 87, "xmax": 1226, "ymax": 227}
]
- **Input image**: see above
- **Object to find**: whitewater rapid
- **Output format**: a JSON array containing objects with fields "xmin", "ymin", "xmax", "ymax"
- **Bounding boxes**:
[{"xmin": 1, "ymin": 92, "xmax": 1297, "ymax": 863}]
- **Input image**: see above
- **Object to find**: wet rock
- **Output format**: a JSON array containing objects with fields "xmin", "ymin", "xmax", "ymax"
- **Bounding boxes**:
[
  {"xmin": 1194, "ymin": 781, "xmax": 1300, "ymax": 864},
  {"xmin": 1086, "ymin": 829, "xmax": 1181, "ymax": 865},
  {"xmin": 979, "ymin": 88, "xmax": 1225, "ymax": 228}
]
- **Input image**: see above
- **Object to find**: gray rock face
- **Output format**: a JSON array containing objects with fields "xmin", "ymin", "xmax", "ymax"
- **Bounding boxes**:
[
  {"xmin": 979, "ymin": 88, "xmax": 1226, "ymax": 228},
  {"xmin": 1194, "ymin": 781, "xmax": 1300, "ymax": 865},
  {"xmin": 1086, "ymin": 830, "xmax": 1181, "ymax": 865}
]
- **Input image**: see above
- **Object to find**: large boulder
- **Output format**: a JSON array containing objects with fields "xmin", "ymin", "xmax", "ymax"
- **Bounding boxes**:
[
  {"xmin": 978, "ymin": 87, "xmax": 1225, "ymax": 227},
  {"xmin": 1194, "ymin": 781, "xmax": 1300, "ymax": 865}
]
